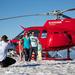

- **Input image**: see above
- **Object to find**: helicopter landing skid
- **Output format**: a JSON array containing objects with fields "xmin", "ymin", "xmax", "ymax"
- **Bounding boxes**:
[{"xmin": 42, "ymin": 48, "xmax": 72, "ymax": 60}]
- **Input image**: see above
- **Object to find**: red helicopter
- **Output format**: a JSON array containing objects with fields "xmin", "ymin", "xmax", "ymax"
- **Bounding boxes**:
[{"xmin": 1, "ymin": 8, "xmax": 75, "ymax": 60}]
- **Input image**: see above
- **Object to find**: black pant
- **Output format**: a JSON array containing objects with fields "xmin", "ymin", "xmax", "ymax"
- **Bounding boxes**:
[
  {"xmin": 0, "ymin": 57, "xmax": 16, "ymax": 67},
  {"xmin": 24, "ymin": 48, "xmax": 30, "ymax": 61},
  {"xmin": 30, "ymin": 47, "xmax": 38, "ymax": 61}
]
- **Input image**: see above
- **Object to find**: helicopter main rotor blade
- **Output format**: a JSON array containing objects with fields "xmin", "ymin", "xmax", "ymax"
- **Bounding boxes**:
[
  {"xmin": 0, "ymin": 8, "xmax": 75, "ymax": 21},
  {"xmin": 60, "ymin": 13, "xmax": 72, "ymax": 18},
  {"xmin": 62, "ymin": 8, "xmax": 75, "ymax": 13},
  {"xmin": 0, "ymin": 13, "xmax": 49, "ymax": 20}
]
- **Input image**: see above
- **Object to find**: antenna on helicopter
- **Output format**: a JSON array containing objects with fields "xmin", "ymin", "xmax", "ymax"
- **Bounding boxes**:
[{"xmin": 0, "ymin": 8, "xmax": 75, "ymax": 20}]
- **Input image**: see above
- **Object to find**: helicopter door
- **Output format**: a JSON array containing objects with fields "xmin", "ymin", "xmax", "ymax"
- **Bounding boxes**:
[{"xmin": 40, "ymin": 30, "xmax": 47, "ymax": 50}]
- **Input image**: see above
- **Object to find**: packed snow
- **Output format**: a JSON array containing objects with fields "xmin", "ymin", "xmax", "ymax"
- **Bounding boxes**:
[{"xmin": 0, "ymin": 56, "xmax": 75, "ymax": 75}]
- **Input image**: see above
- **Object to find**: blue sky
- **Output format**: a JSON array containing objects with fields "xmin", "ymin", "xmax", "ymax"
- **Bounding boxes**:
[{"xmin": 0, "ymin": 0, "xmax": 75, "ymax": 39}]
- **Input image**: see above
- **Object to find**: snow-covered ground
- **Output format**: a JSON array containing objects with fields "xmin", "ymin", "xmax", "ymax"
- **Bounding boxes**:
[
  {"xmin": 2, "ymin": 47, "xmax": 75, "ymax": 75},
  {"xmin": 0, "ymin": 56, "xmax": 75, "ymax": 75}
]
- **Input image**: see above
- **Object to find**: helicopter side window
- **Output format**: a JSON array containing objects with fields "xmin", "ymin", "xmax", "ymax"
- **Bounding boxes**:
[
  {"xmin": 28, "ymin": 30, "xmax": 40, "ymax": 37},
  {"xmin": 41, "ymin": 30, "xmax": 47, "ymax": 38}
]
